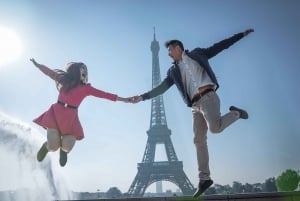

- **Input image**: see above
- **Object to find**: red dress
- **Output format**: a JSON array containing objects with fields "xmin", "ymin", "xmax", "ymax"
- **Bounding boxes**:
[{"xmin": 33, "ymin": 65, "xmax": 117, "ymax": 140}]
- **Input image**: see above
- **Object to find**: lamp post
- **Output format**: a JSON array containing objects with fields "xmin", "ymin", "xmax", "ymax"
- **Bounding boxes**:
[{"xmin": 97, "ymin": 189, "xmax": 100, "ymax": 199}]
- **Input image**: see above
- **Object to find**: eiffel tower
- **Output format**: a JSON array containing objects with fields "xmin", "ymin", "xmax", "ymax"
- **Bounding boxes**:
[{"xmin": 127, "ymin": 29, "xmax": 195, "ymax": 197}]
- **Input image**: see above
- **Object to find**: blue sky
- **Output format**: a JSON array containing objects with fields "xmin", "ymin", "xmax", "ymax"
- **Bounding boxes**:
[{"xmin": 0, "ymin": 0, "xmax": 299, "ymax": 193}]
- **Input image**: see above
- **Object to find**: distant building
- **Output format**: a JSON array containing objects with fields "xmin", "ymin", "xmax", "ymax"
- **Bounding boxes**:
[{"xmin": 156, "ymin": 181, "xmax": 163, "ymax": 193}]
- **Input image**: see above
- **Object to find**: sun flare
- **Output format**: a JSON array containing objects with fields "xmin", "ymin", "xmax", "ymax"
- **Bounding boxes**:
[{"xmin": 0, "ymin": 26, "xmax": 22, "ymax": 66}]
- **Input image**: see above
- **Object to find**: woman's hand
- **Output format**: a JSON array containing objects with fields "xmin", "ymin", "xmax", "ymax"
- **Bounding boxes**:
[{"xmin": 30, "ymin": 58, "xmax": 40, "ymax": 68}]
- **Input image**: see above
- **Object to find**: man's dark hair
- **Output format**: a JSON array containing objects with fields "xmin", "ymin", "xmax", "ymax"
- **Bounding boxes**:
[{"xmin": 165, "ymin": 40, "xmax": 184, "ymax": 51}]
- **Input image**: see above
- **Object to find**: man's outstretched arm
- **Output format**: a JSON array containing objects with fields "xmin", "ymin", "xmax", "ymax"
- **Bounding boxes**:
[
  {"xmin": 204, "ymin": 28, "xmax": 254, "ymax": 59},
  {"xmin": 243, "ymin": 28, "xmax": 254, "ymax": 36},
  {"xmin": 128, "ymin": 77, "xmax": 173, "ymax": 103}
]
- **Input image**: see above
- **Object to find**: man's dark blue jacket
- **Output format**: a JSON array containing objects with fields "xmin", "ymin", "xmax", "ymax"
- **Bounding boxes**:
[{"xmin": 141, "ymin": 32, "xmax": 245, "ymax": 107}]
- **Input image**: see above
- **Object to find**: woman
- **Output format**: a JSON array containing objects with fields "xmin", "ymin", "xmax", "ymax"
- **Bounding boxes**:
[{"xmin": 30, "ymin": 58, "xmax": 129, "ymax": 167}]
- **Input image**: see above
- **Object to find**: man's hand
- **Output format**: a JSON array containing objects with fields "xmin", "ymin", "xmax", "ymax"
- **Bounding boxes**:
[
  {"xmin": 128, "ymin": 96, "xmax": 143, "ymax": 103},
  {"xmin": 243, "ymin": 29, "xmax": 254, "ymax": 37}
]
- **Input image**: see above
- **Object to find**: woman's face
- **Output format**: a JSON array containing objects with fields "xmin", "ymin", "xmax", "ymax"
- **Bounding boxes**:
[{"xmin": 80, "ymin": 65, "xmax": 88, "ymax": 83}]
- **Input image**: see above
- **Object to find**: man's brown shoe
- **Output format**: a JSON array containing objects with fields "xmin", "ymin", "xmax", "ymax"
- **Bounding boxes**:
[
  {"xmin": 229, "ymin": 106, "xmax": 248, "ymax": 119},
  {"xmin": 193, "ymin": 179, "xmax": 213, "ymax": 198}
]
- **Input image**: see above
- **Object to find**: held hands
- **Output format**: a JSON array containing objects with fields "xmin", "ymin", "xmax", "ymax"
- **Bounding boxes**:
[
  {"xmin": 30, "ymin": 58, "xmax": 40, "ymax": 68},
  {"xmin": 129, "ymin": 96, "xmax": 143, "ymax": 103},
  {"xmin": 117, "ymin": 96, "xmax": 143, "ymax": 103},
  {"xmin": 243, "ymin": 28, "xmax": 254, "ymax": 37},
  {"xmin": 117, "ymin": 96, "xmax": 131, "ymax": 103}
]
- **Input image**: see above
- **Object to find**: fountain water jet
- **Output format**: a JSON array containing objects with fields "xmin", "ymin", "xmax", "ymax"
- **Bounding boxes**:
[{"xmin": 0, "ymin": 112, "xmax": 74, "ymax": 201}]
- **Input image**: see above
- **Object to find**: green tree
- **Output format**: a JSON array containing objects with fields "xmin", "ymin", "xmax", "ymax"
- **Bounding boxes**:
[
  {"xmin": 262, "ymin": 177, "xmax": 277, "ymax": 192},
  {"xmin": 214, "ymin": 184, "xmax": 233, "ymax": 194},
  {"xmin": 223, "ymin": 184, "xmax": 233, "ymax": 194},
  {"xmin": 106, "ymin": 187, "xmax": 122, "ymax": 198},
  {"xmin": 232, "ymin": 181, "xmax": 244, "ymax": 193},
  {"xmin": 204, "ymin": 186, "xmax": 217, "ymax": 195},
  {"xmin": 276, "ymin": 169, "xmax": 300, "ymax": 191},
  {"xmin": 252, "ymin": 183, "xmax": 263, "ymax": 192},
  {"xmin": 243, "ymin": 183, "xmax": 254, "ymax": 193}
]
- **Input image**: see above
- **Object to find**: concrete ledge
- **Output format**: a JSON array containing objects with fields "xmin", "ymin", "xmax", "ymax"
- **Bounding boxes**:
[{"xmin": 57, "ymin": 191, "xmax": 300, "ymax": 201}]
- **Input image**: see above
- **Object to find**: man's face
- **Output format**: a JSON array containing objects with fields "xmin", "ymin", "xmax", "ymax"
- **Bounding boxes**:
[{"xmin": 167, "ymin": 45, "xmax": 182, "ymax": 62}]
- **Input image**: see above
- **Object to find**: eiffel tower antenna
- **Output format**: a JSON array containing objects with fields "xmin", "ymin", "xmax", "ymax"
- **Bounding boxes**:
[{"xmin": 127, "ymin": 28, "xmax": 195, "ymax": 197}]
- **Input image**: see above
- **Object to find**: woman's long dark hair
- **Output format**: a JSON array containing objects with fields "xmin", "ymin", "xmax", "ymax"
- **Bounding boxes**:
[{"xmin": 55, "ymin": 62, "xmax": 86, "ymax": 93}]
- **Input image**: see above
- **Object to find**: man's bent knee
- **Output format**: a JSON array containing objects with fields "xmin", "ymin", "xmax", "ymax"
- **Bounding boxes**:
[{"xmin": 209, "ymin": 125, "xmax": 224, "ymax": 134}]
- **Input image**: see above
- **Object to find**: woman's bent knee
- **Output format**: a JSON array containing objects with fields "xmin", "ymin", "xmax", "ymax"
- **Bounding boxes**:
[
  {"xmin": 47, "ymin": 128, "xmax": 61, "ymax": 151},
  {"xmin": 61, "ymin": 135, "xmax": 76, "ymax": 153},
  {"xmin": 47, "ymin": 143, "xmax": 60, "ymax": 151}
]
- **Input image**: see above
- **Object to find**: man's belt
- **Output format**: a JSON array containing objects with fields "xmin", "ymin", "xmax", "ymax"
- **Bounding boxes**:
[
  {"xmin": 57, "ymin": 100, "xmax": 78, "ymax": 109},
  {"xmin": 191, "ymin": 88, "xmax": 215, "ymax": 103}
]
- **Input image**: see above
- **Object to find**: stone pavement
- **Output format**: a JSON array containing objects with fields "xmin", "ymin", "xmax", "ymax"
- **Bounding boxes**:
[{"xmin": 56, "ymin": 191, "xmax": 300, "ymax": 201}]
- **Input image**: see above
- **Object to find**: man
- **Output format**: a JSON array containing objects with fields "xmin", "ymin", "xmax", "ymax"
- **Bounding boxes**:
[{"xmin": 130, "ymin": 28, "xmax": 254, "ymax": 197}]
